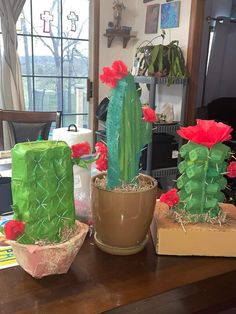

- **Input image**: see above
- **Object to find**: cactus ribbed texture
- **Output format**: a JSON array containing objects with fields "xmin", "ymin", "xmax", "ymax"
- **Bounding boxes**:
[
  {"xmin": 106, "ymin": 73, "xmax": 152, "ymax": 189},
  {"xmin": 11, "ymin": 141, "xmax": 75, "ymax": 244},
  {"xmin": 176, "ymin": 141, "xmax": 230, "ymax": 219}
]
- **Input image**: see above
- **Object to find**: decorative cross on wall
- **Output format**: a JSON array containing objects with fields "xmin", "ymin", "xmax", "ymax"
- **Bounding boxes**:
[
  {"xmin": 40, "ymin": 11, "xmax": 54, "ymax": 33},
  {"xmin": 67, "ymin": 11, "xmax": 79, "ymax": 32}
]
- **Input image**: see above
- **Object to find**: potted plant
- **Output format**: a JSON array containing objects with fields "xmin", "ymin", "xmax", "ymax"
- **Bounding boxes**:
[
  {"xmin": 151, "ymin": 119, "xmax": 236, "ymax": 257},
  {"xmin": 0, "ymin": 140, "xmax": 93, "ymax": 278},
  {"xmin": 91, "ymin": 60, "xmax": 157, "ymax": 255}
]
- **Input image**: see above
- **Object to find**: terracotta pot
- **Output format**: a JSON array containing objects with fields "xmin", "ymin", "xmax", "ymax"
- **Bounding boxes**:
[
  {"xmin": 10, "ymin": 221, "xmax": 88, "ymax": 278},
  {"xmin": 91, "ymin": 173, "xmax": 157, "ymax": 255}
]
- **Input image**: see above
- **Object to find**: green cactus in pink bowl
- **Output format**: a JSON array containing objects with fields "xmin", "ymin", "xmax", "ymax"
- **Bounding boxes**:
[
  {"xmin": 1, "ymin": 140, "xmax": 95, "ymax": 244},
  {"xmin": 160, "ymin": 119, "xmax": 236, "ymax": 223},
  {"xmin": 98, "ymin": 60, "xmax": 157, "ymax": 189}
]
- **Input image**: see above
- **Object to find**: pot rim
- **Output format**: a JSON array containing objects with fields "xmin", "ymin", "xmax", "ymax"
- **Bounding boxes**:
[
  {"xmin": 10, "ymin": 220, "xmax": 88, "ymax": 249},
  {"xmin": 91, "ymin": 172, "xmax": 157, "ymax": 194}
]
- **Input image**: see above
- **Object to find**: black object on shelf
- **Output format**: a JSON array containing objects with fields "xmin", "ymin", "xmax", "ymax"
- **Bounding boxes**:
[
  {"xmin": 96, "ymin": 97, "xmax": 109, "ymax": 122},
  {"xmin": 140, "ymin": 133, "xmax": 178, "ymax": 170},
  {"xmin": 0, "ymin": 177, "xmax": 13, "ymax": 215}
]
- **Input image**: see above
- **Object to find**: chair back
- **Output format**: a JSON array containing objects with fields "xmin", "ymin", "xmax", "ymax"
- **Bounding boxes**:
[{"xmin": 0, "ymin": 110, "xmax": 62, "ymax": 150}]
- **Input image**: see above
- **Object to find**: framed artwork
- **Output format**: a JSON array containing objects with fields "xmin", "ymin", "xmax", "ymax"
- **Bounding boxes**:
[
  {"xmin": 231, "ymin": 0, "xmax": 236, "ymax": 19},
  {"xmin": 145, "ymin": 4, "xmax": 160, "ymax": 34},
  {"xmin": 143, "ymin": 0, "xmax": 154, "ymax": 2},
  {"xmin": 161, "ymin": 1, "xmax": 180, "ymax": 29}
]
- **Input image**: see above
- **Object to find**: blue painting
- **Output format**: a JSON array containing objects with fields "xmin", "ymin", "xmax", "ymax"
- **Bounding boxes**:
[{"xmin": 161, "ymin": 1, "xmax": 180, "ymax": 29}]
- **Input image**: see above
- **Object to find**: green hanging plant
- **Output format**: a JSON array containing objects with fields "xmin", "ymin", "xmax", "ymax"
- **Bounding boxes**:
[{"xmin": 147, "ymin": 40, "xmax": 188, "ymax": 85}]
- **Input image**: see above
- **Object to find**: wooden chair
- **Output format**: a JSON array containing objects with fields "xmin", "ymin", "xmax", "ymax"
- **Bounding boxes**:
[{"xmin": 0, "ymin": 110, "xmax": 62, "ymax": 150}]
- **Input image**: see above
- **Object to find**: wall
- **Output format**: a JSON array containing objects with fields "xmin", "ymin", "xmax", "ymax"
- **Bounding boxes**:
[
  {"xmin": 99, "ymin": 0, "xmax": 137, "ymax": 101},
  {"xmin": 99, "ymin": 0, "xmax": 191, "ymax": 121}
]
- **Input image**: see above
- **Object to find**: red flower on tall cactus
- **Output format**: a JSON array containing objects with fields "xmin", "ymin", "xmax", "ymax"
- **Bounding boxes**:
[
  {"xmin": 95, "ymin": 142, "xmax": 108, "ymax": 171},
  {"xmin": 4, "ymin": 220, "xmax": 25, "ymax": 240},
  {"xmin": 111, "ymin": 60, "xmax": 128, "ymax": 79},
  {"xmin": 100, "ymin": 67, "xmax": 117, "ymax": 88},
  {"xmin": 71, "ymin": 141, "xmax": 91, "ymax": 158},
  {"xmin": 177, "ymin": 119, "xmax": 232, "ymax": 149},
  {"xmin": 100, "ymin": 60, "xmax": 128, "ymax": 88},
  {"xmin": 142, "ymin": 106, "xmax": 157, "ymax": 123},
  {"xmin": 160, "ymin": 188, "xmax": 180, "ymax": 207},
  {"xmin": 227, "ymin": 161, "xmax": 236, "ymax": 178}
]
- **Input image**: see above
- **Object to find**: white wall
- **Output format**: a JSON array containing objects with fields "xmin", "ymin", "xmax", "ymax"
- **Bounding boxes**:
[
  {"xmin": 99, "ymin": 0, "xmax": 137, "ymax": 101},
  {"xmin": 99, "ymin": 0, "xmax": 191, "ymax": 121}
]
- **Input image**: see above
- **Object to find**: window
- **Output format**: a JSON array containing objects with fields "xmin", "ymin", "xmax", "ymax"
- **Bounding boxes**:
[{"xmin": 16, "ymin": 0, "xmax": 89, "ymax": 127}]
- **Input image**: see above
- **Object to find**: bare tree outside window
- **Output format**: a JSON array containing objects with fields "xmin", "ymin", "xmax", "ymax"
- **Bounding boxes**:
[{"xmin": 16, "ymin": 0, "xmax": 89, "ymax": 127}]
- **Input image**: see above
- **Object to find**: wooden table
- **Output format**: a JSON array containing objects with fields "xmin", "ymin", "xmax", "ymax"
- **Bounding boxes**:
[{"xmin": 2, "ymin": 234, "xmax": 236, "ymax": 314}]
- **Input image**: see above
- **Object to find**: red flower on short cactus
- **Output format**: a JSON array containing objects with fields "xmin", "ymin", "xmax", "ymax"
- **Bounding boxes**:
[
  {"xmin": 71, "ymin": 141, "xmax": 91, "ymax": 158},
  {"xmin": 177, "ymin": 119, "xmax": 232, "ymax": 149},
  {"xmin": 142, "ymin": 106, "xmax": 157, "ymax": 123},
  {"xmin": 111, "ymin": 60, "xmax": 128, "ymax": 79},
  {"xmin": 227, "ymin": 161, "xmax": 236, "ymax": 178},
  {"xmin": 160, "ymin": 188, "xmax": 180, "ymax": 207},
  {"xmin": 95, "ymin": 142, "xmax": 108, "ymax": 171},
  {"xmin": 4, "ymin": 220, "xmax": 25, "ymax": 240}
]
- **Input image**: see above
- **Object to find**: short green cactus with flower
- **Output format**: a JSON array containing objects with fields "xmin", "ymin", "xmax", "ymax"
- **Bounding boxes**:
[{"xmin": 160, "ymin": 120, "xmax": 236, "ymax": 223}]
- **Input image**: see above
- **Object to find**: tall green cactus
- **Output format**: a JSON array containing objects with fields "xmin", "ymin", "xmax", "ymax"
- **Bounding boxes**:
[
  {"xmin": 11, "ymin": 141, "xmax": 75, "ymax": 244},
  {"xmin": 176, "ymin": 141, "xmax": 230, "ymax": 220},
  {"xmin": 106, "ymin": 73, "xmax": 152, "ymax": 189}
]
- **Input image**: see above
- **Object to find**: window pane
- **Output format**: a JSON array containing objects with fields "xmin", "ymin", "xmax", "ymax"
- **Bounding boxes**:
[
  {"xmin": 18, "ymin": 35, "xmax": 32, "ymax": 75},
  {"xmin": 34, "ymin": 77, "xmax": 62, "ymax": 111},
  {"xmin": 22, "ymin": 77, "xmax": 33, "ymax": 110},
  {"xmin": 62, "ymin": 0, "xmax": 89, "ymax": 39},
  {"xmin": 63, "ymin": 78, "xmax": 88, "ymax": 114},
  {"xmin": 32, "ymin": 0, "xmax": 61, "ymax": 37},
  {"xmin": 17, "ymin": 0, "xmax": 31, "ymax": 35},
  {"xmin": 63, "ymin": 114, "xmax": 88, "ymax": 128},
  {"xmin": 33, "ymin": 36, "xmax": 61, "ymax": 76},
  {"xmin": 63, "ymin": 39, "xmax": 88, "ymax": 77}
]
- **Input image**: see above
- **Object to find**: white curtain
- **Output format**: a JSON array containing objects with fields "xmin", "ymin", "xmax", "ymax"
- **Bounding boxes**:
[
  {"xmin": 204, "ymin": 18, "xmax": 236, "ymax": 105},
  {"xmin": 0, "ymin": 0, "xmax": 26, "ymax": 149}
]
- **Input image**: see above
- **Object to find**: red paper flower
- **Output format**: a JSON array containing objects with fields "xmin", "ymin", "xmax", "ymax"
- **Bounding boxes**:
[
  {"xmin": 4, "ymin": 220, "xmax": 25, "ymax": 240},
  {"xmin": 95, "ymin": 142, "xmax": 108, "ymax": 155},
  {"xmin": 71, "ymin": 141, "xmax": 91, "ymax": 159},
  {"xmin": 227, "ymin": 161, "xmax": 236, "ymax": 178},
  {"xmin": 177, "ymin": 119, "xmax": 232, "ymax": 149},
  {"xmin": 100, "ymin": 60, "xmax": 128, "ymax": 88},
  {"xmin": 160, "ymin": 188, "xmax": 180, "ymax": 207},
  {"xmin": 142, "ymin": 106, "xmax": 157, "ymax": 123},
  {"xmin": 111, "ymin": 60, "xmax": 128, "ymax": 79},
  {"xmin": 95, "ymin": 142, "xmax": 108, "ymax": 171},
  {"xmin": 100, "ymin": 67, "xmax": 117, "ymax": 88}
]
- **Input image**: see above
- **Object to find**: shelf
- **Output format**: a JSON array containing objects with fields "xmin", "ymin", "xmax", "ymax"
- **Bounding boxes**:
[
  {"xmin": 153, "ymin": 123, "xmax": 181, "ymax": 134},
  {"xmin": 104, "ymin": 30, "xmax": 136, "ymax": 48},
  {"xmin": 152, "ymin": 167, "xmax": 178, "ymax": 178},
  {"xmin": 134, "ymin": 76, "xmax": 188, "ymax": 85}
]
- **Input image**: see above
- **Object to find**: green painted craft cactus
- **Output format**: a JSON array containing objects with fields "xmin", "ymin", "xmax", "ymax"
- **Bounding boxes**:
[
  {"xmin": 11, "ymin": 141, "xmax": 75, "ymax": 244},
  {"xmin": 100, "ymin": 60, "xmax": 154, "ymax": 189},
  {"xmin": 161, "ymin": 119, "xmax": 235, "ymax": 222},
  {"xmin": 177, "ymin": 141, "xmax": 229, "ymax": 218}
]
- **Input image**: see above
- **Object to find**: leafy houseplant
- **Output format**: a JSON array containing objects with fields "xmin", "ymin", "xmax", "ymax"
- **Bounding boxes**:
[
  {"xmin": 147, "ymin": 40, "xmax": 188, "ymax": 82},
  {"xmin": 91, "ymin": 60, "xmax": 157, "ymax": 255},
  {"xmin": 1, "ymin": 140, "xmax": 90, "ymax": 278}
]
